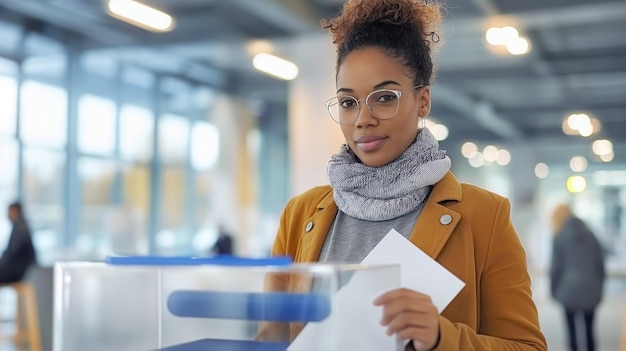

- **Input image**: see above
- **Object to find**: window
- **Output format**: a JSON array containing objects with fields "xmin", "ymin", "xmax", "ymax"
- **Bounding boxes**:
[
  {"xmin": 158, "ymin": 114, "xmax": 190, "ymax": 165},
  {"xmin": 191, "ymin": 121, "xmax": 219, "ymax": 171},
  {"xmin": 158, "ymin": 167, "xmax": 187, "ymax": 254},
  {"xmin": 78, "ymin": 95, "xmax": 117, "ymax": 156},
  {"xmin": 23, "ymin": 148, "xmax": 65, "ymax": 264},
  {"xmin": 77, "ymin": 158, "xmax": 116, "ymax": 257},
  {"xmin": 20, "ymin": 81, "xmax": 68, "ymax": 148},
  {"xmin": 122, "ymin": 164, "xmax": 150, "ymax": 255},
  {"xmin": 0, "ymin": 139, "xmax": 18, "ymax": 251},
  {"xmin": 120, "ymin": 105, "xmax": 154, "ymax": 162},
  {"xmin": 0, "ymin": 75, "xmax": 17, "ymax": 136}
]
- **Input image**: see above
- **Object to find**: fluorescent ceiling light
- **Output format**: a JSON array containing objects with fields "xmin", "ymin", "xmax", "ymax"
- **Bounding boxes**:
[
  {"xmin": 252, "ymin": 53, "xmax": 299, "ymax": 81},
  {"xmin": 108, "ymin": 0, "xmax": 175, "ymax": 32}
]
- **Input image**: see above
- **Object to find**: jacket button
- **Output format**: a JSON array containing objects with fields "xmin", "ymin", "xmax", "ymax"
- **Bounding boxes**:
[
  {"xmin": 440, "ymin": 214, "xmax": 452, "ymax": 225},
  {"xmin": 305, "ymin": 222, "xmax": 314, "ymax": 232}
]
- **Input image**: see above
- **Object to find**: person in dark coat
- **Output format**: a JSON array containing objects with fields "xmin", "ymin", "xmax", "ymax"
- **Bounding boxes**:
[
  {"xmin": 550, "ymin": 204, "xmax": 605, "ymax": 351},
  {"xmin": 211, "ymin": 224, "xmax": 234, "ymax": 255},
  {"xmin": 0, "ymin": 202, "xmax": 37, "ymax": 283}
]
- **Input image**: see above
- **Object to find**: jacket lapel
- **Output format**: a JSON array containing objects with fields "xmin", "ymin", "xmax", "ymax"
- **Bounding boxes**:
[
  {"xmin": 408, "ymin": 172, "xmax": 463, "ymax": 260},
  {"xmin": 297, "ymin": 190, "xmax": 338, "ymax": 263}
]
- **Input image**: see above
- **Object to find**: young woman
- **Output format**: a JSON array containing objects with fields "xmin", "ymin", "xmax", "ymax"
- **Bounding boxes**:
[{"xmin": 265, "ymin": 0, "xmax": 547, "ymax": 349}]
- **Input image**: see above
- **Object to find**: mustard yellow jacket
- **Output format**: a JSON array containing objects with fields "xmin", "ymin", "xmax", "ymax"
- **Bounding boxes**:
[{"xmin": 271, "ymin": 172, "xmax": 547, "ymax": 350}]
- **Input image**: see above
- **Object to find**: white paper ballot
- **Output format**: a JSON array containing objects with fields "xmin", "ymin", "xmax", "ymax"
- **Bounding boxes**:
[
  {"xmin": 288, "ymin": 229, "xmax": 465, "ymax": 351},
  {"xmin": 362, "ymin": 229, "xmax": 465, "ymax": 313},
  {"xmin": 288, "ymin": 265, "xmax": 401, "ymax": 350}
]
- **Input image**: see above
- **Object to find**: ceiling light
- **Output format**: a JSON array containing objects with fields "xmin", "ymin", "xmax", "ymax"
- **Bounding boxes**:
[
  {"xmin": 423, "ymin": 119, "xmax": 448, "ymax": 140},
  {"xmin": 566, "ymin": 113, "xmax": 590, "ymax": 131},
  {"xmin": 496, "ymin": 149, "xmax": 511, "ymax": 166},
  {"xmin": 482, "ymin": 145, "xmax": 499, "ymax": 163},
  {"xmin": 592, "ymin": 139, "xmax": 613, "ymax": 156},
  {"xmin": 565, "ymin": 113, "xmax": 596, "ymax": 137},
  {"xmin": 430, "ymin": 124, "xmax": 449, "ymax": 141},
  {"xmin": 108, "ymin": 0, "xmax": 175, "ymax": 32},
  {"xmin": 506, "ymin": 36, "xmax": 530, "ymax": 55},
  {"xmin": 569, "ymin": 156, "xmax": 588, "ymax": 172},
  {"xmin": 461, "ymin": 142, "xmax": 478, "ymax": 158},
  {"xmin": 485, "ymin": 27, "xmax": 505, "ymax": 46},
  {"xmin": 599, "ymin": 151, "xmax": 614, "ymax": 162},
  {"xmin": 500, "ymin": 26, "xmax": 520, "ymax": 42},
  {"xmin": 561, "ymin": 119, "xmax": 578, "ymax": 136},
  {"xmin": 590, "ymin": 117, "xmax": 602, "ymax": 134},
  {"xmin": 567, "ymin": 176, "xmax": 587, "ymax": 193},
  {"xmin": 534, "ymin": 163, "xmax": 549, "ymax": 179},
  {"xmin": 578, "ymin": 124, "xmax": 593, "ymax": 137},
  {"xmin": 468, "ymin": 153, "xmax": 485, "ymax": 168},
  {"xmin": 252, "ymin": 53, "xmax": 299, "ymax": 81},
  {"xmin": 485, "ymin": 26, "xmax": 531, "ymax": 55}
]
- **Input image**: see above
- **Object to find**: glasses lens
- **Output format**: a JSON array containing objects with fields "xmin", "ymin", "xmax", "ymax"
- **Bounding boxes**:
[
  {"xmin": 366, "ymin": 90, "xmax": 400, "ymax": 119},
  {"xmin": 327, "ymin": 96, "xmax": 358, "ymax": 124}
]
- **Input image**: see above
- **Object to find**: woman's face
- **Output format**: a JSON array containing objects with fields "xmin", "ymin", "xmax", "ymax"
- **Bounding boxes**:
[{"xmin": 335, "ymin": 47, "xmax": 431, "ymax": 167}]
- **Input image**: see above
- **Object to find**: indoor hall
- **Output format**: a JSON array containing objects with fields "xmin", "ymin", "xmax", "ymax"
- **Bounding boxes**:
[{"xmin": 0, "ymin": 0, "xmax": 625, "ymax": 350}]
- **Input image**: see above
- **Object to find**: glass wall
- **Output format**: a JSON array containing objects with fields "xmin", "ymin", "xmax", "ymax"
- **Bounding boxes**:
[
  {"xmin": 22, "ymin": 148, "xmax": 66, "ymax": 263},
  {"xmin": 0, "ymin": 18, "xmax": 289, "ymax": 264},
  {"xmin": 20, "ymin": 55, "xmax": 68, "ymax": 262},
  {"xmin": 0, "ymin": 60, "xmax": 19, "ymax": 248},
  {"xmin": 119, "ymin": 104, "xmax": 154, "ymax": 255},
  {"xmin": 0, "ymin": 140, "xmax": 18, "ymax": 249}
]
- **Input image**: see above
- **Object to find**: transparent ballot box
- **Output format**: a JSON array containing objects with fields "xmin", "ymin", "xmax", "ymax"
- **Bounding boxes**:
[{"xmin": 53, "ymin": 257, "xmax": 400, "ymax": 351}]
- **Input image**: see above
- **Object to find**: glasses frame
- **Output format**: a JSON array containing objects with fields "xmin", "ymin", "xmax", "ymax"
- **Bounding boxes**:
[{"xmin": 325, "ymin": 84, "xmax": 424, "ymax": 124}]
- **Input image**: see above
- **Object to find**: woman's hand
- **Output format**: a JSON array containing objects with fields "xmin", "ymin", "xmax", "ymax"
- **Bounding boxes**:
[{"xmin": 373, "ymin": 288, "xmax": 440, "ymax": 351}]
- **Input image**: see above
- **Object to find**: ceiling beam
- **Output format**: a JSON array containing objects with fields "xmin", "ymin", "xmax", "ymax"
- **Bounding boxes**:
[
  {"xmin": 0, "ymin": 47, "xmax": 22, "ymax": 62},
  {"xmin": 432, "ymin": 84, "xmax": 525, "ymax": 141},
  {"xmin": 468, "ymin": 0, "xmax": 498, "ymax": 16},
  {"xmin": 228, "ymin": 0, "xmax": 319, "ymax": 35},
  {"xmin": 0, "ymin": 0, "xmax": 230, "ymax": 88},
  {"xmin": 0, "ymin": 0, "xmax": 136, "ymax": 45},
  {"xmin": 454, "ymin": 2, "xmax": 626, "ymax": 31},
  {"xmin": 520, "ymin": 2, "xmax": 626, "ymax": 30}
]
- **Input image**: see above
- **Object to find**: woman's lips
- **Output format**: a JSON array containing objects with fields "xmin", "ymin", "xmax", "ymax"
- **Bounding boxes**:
[{"xmin": 355, "ymin": 136, "xmax": 387, "ymax": 152}]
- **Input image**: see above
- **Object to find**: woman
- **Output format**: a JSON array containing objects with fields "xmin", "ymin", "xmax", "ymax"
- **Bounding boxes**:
[
  {"xmin": 264, "ymin": 0, "xmax": 547, "ymax": 349},
  {"xmin": 550, "ymin": 204, "xmax": 605, "ymax": 351}
]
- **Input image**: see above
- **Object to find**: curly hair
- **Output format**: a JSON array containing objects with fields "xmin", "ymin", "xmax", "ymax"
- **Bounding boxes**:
[{"xmin": 321, "ymin": 0, "xmax": 443, "ymax": 85}]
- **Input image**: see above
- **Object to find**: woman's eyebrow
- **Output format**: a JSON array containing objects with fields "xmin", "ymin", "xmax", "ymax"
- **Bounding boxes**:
[{"xmin": 337, "ymin": 80, "xmax": 401, "ymax": 94}]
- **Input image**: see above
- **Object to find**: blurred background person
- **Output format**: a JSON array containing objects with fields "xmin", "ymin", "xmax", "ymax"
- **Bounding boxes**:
[
  {"xmin": 0, "ymin": 202, "xmax": 37, "ymax": 283},
  {"xmin": 211, "ymin": 224, "xmax": 234, "ymax": 255},
  {"xmin": 550, "ymin": 203, "xmax": 605, "ymax": 351}
]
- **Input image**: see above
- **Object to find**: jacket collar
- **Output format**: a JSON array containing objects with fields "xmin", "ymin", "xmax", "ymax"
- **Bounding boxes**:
[
  {"xmin": 299, "ymin": 172, "xmax": 463, "ymax": 262},
  {"xmin": 408, "ymin": 172, "xmax": 462, "ymax": 259}
]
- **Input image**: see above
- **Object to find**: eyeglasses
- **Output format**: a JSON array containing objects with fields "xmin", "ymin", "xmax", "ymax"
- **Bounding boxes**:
[{"xmin": 325, "ymin": 85, "xmax": 423, "ymax": 124}]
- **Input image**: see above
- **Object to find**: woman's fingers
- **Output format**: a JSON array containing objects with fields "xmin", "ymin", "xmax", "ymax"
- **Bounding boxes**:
[{"xmin": 374, "ymin": 288, "xmax": 440, "ymax": 350}]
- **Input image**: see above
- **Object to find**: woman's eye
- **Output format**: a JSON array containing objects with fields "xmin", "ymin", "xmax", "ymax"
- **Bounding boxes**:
[
  {"xmin": 376, "ymin": 93, "xmax": 397, "ymax": 103},
  {"xmin": 340, "ymin": 99, "xmax": 356, "ymax": 108}
]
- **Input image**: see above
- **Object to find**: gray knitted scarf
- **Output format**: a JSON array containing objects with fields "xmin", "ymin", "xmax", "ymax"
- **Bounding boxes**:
[{"xmin": 327, "ymin": 128, "xmax": 451, "ymax": 221}]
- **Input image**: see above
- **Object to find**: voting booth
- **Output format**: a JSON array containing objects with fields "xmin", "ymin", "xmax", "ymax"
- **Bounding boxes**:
[{"xmin": 53, "ymin": 256, "xmax": 401, "ymax": 351}]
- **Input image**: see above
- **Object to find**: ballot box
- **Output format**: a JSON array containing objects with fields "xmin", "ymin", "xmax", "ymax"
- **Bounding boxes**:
[{"xmin": 53, "ymin": 256, "xmax": 400, "ymax": 351}]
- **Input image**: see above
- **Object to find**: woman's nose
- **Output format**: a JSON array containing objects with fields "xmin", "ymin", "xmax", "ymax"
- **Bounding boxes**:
[{"xmin": 354, "ymin": 104, "xmax": 378, "ymax": 127}]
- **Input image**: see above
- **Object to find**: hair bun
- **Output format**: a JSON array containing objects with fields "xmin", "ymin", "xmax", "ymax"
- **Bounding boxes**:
[{"xmin": 322, "ymin": 0, "xmax": 443, "ymax": 48}]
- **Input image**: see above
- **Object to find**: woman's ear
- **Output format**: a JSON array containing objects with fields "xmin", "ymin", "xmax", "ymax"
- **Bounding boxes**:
[{"xmin": 418, "ymin": 85, "xmax": 431, "ymax": 118}]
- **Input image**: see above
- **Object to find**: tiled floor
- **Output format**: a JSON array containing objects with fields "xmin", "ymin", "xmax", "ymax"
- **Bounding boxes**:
[{"xmin": 1, "ymin": 272, "xmax": 624, "ymax": 351}]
